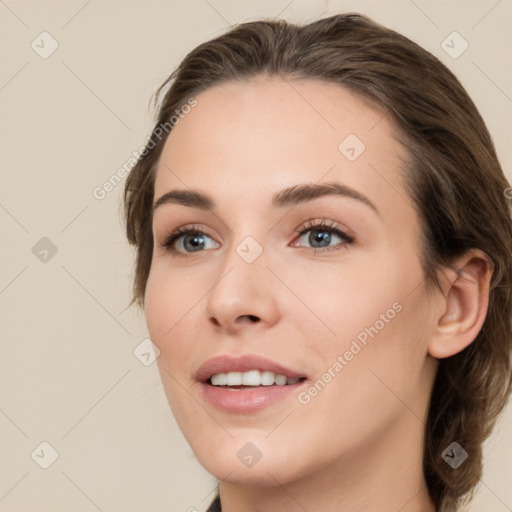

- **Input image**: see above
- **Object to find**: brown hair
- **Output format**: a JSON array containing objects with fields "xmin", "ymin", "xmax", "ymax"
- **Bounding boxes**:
[{"xmin": 123, "ymin": 13, "xmax": 512, "ymax": 511}]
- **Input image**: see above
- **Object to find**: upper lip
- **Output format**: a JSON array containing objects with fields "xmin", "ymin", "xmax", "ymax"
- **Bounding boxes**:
[{"xmin": 196, "ymin": 354, "xmax": 307, "ymax": 383}]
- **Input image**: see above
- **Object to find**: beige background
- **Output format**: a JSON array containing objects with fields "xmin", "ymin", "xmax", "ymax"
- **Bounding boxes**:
[{"xmin": 1, "ymin": 1, "xmax": 511, "ymax": 511}]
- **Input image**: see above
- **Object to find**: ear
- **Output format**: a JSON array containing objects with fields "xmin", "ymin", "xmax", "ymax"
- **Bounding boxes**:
[{"xmin": 428, "ymin": 249, "xmax": 494, "ymax": 359}]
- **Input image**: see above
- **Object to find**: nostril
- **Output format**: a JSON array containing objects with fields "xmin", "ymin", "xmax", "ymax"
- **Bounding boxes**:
[{"xmin": 237, "ymin": 314, "xmax": 260, "ymax": 323}]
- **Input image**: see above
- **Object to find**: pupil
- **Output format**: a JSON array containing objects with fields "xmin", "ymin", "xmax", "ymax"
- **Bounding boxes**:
[
  {"xmin": 184, "ymin": 233, "xmax": 204, "ymax": 251},
  {"xmin": 311, "ymin": 230, "xmax": 330, "ymax": 247}
]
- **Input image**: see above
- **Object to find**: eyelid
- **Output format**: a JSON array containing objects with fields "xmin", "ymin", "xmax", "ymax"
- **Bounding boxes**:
[
  {"xmin": 294, "ymin": 218, "xmax": 355, "ymax": 241},
  {"xmin": 158, "ymin": 223, "xmax": 218, "ymax": 251}
]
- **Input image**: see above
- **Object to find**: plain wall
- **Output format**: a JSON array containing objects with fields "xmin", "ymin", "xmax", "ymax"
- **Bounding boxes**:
[{"xmin": 1, "ymin": 1, "xmax": 511, "ymax": 511}]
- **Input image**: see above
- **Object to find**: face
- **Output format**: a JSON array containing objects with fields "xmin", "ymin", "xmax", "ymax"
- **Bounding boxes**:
[{"xmin": 145, "ymin": 76, "xmax": 439, "ymax": 486}]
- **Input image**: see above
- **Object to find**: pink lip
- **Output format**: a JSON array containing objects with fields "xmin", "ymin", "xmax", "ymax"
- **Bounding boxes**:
[
  {"xmin": 199, "ymin": 380, "xmax": 307, "ymax": 414},
  {"xmin": 196, "ymin": 354, "xmax": 309, "ymax": 414}
]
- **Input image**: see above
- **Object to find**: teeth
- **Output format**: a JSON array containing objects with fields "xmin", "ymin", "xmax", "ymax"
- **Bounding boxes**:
[
  {"xmin": 210, "ymin": 373, "xmax": 227, "ymax": 385},
  {"xmin": 210, "ymin": 370, "xmax": 302, "ymax": 387},
  {"xmin": 226, "ymin": 372, "xmax": 242, "ymax": 386},
  {"xmin": 242, "ymin": 370, "xmax": 261, "ymax": 386},
  {"xmin": 260, "ymin": 370, "xmax": 275, "ymax": 386}
]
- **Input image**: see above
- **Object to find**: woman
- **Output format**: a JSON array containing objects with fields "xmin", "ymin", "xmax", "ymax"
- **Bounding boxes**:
[{"xmin": 123, "ymin": 13, "xmax": 512, "ymax": 512}]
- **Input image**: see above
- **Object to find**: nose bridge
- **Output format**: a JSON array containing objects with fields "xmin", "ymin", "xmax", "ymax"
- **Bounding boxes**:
[{"xmin": 216, "ymin": 216, "xmax": 269, "ymax": 284}]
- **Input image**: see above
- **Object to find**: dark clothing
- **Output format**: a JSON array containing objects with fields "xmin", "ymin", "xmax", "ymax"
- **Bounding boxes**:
[{"xmin": 206, "ymin": 494, "xmax": 221, "ymax": 512}]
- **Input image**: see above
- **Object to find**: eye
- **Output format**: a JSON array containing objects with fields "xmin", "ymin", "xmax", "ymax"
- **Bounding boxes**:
[
  {"xmin": 292, "ymin": 219, "xmax": 354, "ymax": 252},
  {"xmin": 160, "ymin": 225, "xmax": 219, "ymax": 255}
]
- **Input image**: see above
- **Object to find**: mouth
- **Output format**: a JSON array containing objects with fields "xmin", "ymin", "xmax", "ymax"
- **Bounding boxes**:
[{"xmin": 196, "ymin": 354, "xmax": 309, "ymax": 413}]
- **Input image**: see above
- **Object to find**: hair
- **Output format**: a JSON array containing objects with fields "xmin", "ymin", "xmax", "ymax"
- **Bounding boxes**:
[{"xmin": 123, "ymin": 12, "xmax": 512, "ymax": 511}]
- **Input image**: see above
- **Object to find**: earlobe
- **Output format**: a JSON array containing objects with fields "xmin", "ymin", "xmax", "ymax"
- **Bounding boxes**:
[{"xmin": 428, "ymin": 250, "xmax": 494, "ymax": 359}]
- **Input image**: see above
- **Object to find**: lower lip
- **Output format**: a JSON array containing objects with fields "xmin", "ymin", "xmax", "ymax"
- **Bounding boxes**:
[{"xmin": 199, "ymin": 381, "xmax": 307, "ymax": 413}]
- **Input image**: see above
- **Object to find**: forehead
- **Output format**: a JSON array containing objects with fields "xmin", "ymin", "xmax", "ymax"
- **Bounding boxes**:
[{"xmin": 154, "ymin": 76, "xmax": 412, "ymax": 223}]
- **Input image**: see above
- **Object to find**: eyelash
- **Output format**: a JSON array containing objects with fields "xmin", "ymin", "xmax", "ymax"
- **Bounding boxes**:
[{"xmin": 159, "ymin": 219, "xmax": 355, "ymax": 257}]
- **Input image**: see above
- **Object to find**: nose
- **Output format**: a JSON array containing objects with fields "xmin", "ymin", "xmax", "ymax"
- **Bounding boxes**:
[{"xmin": 203, "ymin": 243, "xmax": 281, "ymax": 335}]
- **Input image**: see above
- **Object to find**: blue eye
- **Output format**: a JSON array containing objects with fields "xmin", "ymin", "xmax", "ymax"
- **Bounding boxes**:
[
  {"xmin": 162, "ymin": 228, "xmax": 219, "ymax": 254},
  {"xmin": 295, "ymin": 221, "xmax": 354, "ymax": 251}
]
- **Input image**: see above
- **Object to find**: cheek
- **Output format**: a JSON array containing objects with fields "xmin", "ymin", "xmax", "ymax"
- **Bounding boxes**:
[
  {"xmin": 286, "ymin": 306, "xmax": 431, "ymax": 477},
  {"xmin": 144, "ymin": 265, "xmax": 202, "ymax": 410},
  {"xmin": 277, "ymin": 252, "xmax": 401, "ymax": 339},
  {"xmin": 144, "ymin": 263, "xmax": 200, "ymax": 343},
  {"xmin": 144, "ymin": 268, "xmax": 199, "ymax": 424},
  {"xmin": 302, "ymin": 281, "xmax": 432, "ymax": 429},
  {"xmin": 290, "ymin": 250, "xmax": 431, "ymax": 412},
  {"xmin": 144, "ymin": 272, "xmax": 169, "ymax": 347}
]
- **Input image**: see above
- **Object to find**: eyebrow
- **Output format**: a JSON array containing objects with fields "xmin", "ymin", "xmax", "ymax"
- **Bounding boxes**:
[{"xmin": 152, "ymin": 182, "xmax": 379, "ymax": 216}]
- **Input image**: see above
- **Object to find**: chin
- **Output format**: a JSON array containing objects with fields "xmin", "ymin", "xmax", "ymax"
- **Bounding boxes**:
[
  {"xmin": 191, "ymin": 439, "xmax": 303, "ymax": 486},
  {"xmin": 201, "ymin": 457, "xmax": 294, "ymax": 487}
]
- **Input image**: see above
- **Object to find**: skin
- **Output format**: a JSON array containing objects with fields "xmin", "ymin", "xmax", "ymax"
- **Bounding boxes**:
[{"xmin": 145, "ymin": 76, "xmax": 492, "ymax": 512}]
